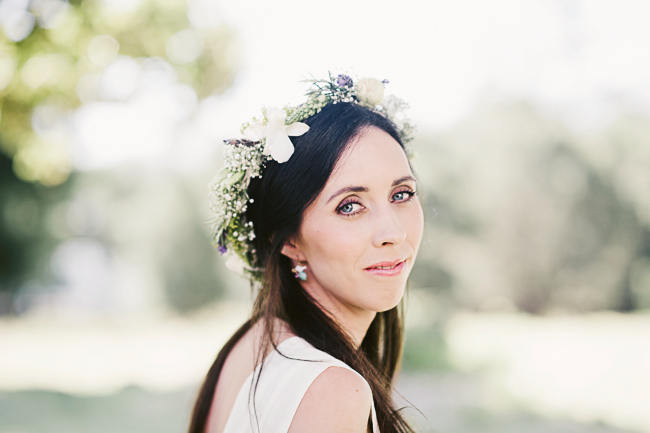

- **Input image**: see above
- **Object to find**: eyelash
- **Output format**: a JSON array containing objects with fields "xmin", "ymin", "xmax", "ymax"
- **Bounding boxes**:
[{"xmin": 336, "ymin": 189, "xmax": 417, "ymax": 217}]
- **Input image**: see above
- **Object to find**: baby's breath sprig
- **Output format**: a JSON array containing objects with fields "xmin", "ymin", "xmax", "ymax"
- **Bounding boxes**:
[{"xmin": 208, "ymin": 138, "xmax": 270, "ymax": 282}]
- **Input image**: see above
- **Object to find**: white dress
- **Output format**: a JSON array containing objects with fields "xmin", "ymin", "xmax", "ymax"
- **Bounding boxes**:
[{"xmin": 221, "ymin": 335, "xmax": 380, "ymax": 433}]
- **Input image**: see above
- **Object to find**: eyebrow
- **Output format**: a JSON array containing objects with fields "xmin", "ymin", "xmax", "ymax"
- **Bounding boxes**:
[{"xmin": 326, "ymin": 175, "xmax": 417, "ymax": 204}]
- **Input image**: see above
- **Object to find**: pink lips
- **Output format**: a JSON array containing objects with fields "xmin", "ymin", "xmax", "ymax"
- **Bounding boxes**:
[{"xmin": 364, "ymin": 258, "xmax": 407, "ymax": 277}]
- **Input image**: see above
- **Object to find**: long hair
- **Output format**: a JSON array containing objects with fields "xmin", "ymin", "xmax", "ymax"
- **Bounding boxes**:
[{"xmin": 189, "ymin": 102, "xmax": 416, "ymax": 433}]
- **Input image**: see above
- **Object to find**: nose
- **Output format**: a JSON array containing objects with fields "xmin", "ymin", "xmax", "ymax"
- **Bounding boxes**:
[{"xmin": 371, "ymin": 205, "xmax": 407, "ymax": 247}]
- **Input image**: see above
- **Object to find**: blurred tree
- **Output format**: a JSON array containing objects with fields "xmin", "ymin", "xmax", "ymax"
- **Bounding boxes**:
[
  {"xmin": 0, "ymin": 151, "xmax": 74, "ymax": 314},
  {"xmin": 0, "ymin": 0, "xmax": 236, "ymax": 185},
  {"xmin": 0, "ymin": 0, "xmax": 238, "ymax": 314},
  {"xmin": 507, "ymin": 141, "xmax": 644, "ymax": 313},
  {"xmin": 413, "ymin": 101, "xmax": 650, "ymax": 314}
]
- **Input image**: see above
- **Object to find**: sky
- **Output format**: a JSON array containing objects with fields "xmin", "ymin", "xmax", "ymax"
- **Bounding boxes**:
[
  {"xmin": 3, "ymin": 0, "xmax": 650, "ymax": 170},
  {"xmin": 21, "ymin": 0, "xmax": 645, "ymax": 170},
  {"xmin": 68, "ymin": 0, "xmax": 650, "ymax": 171},
  {"xmin": 193, "ymin": 0, "xmax": 650, "ymax": 132}
]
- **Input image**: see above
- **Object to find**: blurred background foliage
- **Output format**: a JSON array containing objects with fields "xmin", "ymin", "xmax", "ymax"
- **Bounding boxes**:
[
  {"xmin": 408, "ymin": 102, "xmax": 650, "ymax": 315},
  {"xmin": 1, "ymin": 0, "xmax": 237, "ymax": 314},
  {"xmin": 1, "ymin": 1, "xmax": 649, "ymax": 433}
]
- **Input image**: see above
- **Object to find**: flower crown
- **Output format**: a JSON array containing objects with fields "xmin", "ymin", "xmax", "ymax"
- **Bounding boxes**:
[{"xmin": 208, "ymin": 72, "xmax": 414, "ymax": 284}]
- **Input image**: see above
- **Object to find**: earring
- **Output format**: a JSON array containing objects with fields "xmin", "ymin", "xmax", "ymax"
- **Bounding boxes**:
[{"xmin": 291, "ymin": 264, "xmax": 307, "ymax": 281}]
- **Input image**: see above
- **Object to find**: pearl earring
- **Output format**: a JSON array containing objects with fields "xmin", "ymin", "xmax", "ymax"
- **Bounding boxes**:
[{"xmin": 291, "ymin": 264, "xmax": 307, "ymax": 281}]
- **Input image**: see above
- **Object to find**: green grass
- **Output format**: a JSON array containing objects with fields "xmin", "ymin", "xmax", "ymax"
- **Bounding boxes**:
[{"xmin": 0, "ymin": 386, "xmax": 196, "ymax": 433}]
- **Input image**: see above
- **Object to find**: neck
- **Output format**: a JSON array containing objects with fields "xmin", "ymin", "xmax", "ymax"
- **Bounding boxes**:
[
  {"xmin": 301, "ymin": 282, "xmax": 376, "ymax": 349},
  {"xmin": 340, "ymin": 309, "xmax": 376, "ymax": 348}
]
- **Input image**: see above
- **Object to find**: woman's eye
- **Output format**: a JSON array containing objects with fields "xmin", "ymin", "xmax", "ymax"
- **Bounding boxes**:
[
  {"xmin": 392, "ymin": 190, "xmax": 416, "ymax": 202},
  {"xmin": 337, "ymin": 201, "xmax": 362, "ymax": 216}
]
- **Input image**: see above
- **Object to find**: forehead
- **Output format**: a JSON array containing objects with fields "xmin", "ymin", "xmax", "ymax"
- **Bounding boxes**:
[{"xmin": 327, "ymin": 126, "xmax": 412, "ymax": 188}]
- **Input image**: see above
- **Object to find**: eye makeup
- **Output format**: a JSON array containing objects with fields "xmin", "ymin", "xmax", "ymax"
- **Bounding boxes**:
[{"xmin": 335, "ymin": 187, "xmax": 417, "ymax": 217}]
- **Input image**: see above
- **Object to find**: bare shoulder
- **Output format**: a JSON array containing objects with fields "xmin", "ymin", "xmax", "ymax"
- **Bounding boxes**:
[{"xmin": 288, "ymin": 366, "xmax": 373, "ymax": 433}]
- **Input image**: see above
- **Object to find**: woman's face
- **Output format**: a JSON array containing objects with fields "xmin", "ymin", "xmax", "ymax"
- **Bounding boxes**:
[{"xmin": 284, "ymin": 126, "xmax": 424, "ymax": 321}]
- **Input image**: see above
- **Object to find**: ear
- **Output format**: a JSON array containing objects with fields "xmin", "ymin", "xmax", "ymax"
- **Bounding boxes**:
[{"xmin": 280, "ymin": 236, "xmax": 306, "ymax": 263}]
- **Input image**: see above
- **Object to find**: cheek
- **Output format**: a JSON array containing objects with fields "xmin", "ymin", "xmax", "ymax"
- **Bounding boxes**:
[{"xmin": 302, "ymin": 217, "xmax": 367, "ymax": 274}]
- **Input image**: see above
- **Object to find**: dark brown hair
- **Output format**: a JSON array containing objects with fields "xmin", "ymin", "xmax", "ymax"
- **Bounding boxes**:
[{"xmin": 189, "ymin": 102, "xmax": 416, "ymax": 433}]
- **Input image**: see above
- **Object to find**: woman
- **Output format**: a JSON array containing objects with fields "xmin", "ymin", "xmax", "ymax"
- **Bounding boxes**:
[{"xmin": 189, "ymin": 73, "xmax": 424, "ymax": 433}]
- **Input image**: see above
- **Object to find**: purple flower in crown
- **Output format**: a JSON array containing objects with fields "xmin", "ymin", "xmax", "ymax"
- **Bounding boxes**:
[
  {"xmin": 336, "ymin": 74, "xmax": 353, "ymax": 87},
  {"xmin": 217, "ymin": 245, "xmax": 227, "ymax": 255}
]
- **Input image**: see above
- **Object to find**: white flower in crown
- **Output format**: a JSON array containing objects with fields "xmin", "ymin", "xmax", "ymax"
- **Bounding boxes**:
[
  {"xmin": 242, "ymin": 107, "xmax": 310, "ymax": 163},
  {"xmin": 355, "ymin": 78, "xmax": 385, "ymax": 106}
]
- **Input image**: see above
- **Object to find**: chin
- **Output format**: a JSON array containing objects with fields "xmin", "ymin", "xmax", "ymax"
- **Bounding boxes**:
[{"xmin": 372, "ymin": 284, "xmax": 406, "ymax": 312}]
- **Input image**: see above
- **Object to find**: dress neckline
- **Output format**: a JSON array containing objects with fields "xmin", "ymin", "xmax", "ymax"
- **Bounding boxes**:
[{"xmin": 218, "ymin": 336, "xmax": 301, "ymax": 432}]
